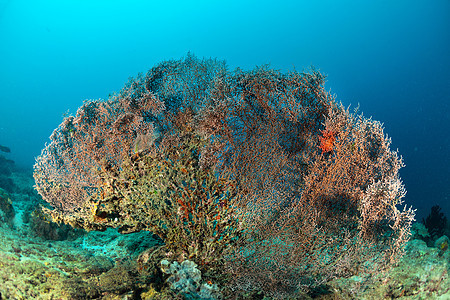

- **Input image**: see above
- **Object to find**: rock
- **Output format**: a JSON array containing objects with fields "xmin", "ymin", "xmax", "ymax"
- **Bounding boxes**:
[{"xmin": 434, "ymin": 235, "xmax": 449, "ymax": 253}]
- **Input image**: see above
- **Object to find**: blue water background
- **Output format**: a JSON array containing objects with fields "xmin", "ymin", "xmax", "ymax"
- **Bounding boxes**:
[{"xmin": 0, "ymin": 0, "xmax": 449, "ymax": 220}]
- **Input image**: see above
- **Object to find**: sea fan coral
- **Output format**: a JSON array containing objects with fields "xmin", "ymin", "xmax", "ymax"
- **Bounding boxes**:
[{"xmin": 34, "ymin": 54, "xmax": 415, "ymax": 298}]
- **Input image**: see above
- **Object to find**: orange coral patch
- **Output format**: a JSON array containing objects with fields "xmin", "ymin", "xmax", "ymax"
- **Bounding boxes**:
[{"xmin": 319, "ymin": 129, "xmax": 336, "ymax": 154}]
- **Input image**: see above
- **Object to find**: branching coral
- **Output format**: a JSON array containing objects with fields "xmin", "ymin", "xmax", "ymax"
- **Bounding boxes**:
[{"xmin": 34, "ymin": 54, "xmax": 415, "ymax": 298}]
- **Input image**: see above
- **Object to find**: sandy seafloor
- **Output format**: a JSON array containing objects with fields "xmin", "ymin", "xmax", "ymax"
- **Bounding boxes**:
[{"xmin": 0, "ymin": 169, "xmax": 449, "ymax": 300}]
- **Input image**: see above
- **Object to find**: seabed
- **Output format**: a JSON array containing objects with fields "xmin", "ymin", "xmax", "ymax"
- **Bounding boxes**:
[{"xmin": 0, "ymin": 170, "xmax": 449, "ymax": 300}]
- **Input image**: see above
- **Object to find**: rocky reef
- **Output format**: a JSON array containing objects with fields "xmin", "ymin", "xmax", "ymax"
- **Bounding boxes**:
[{"xmin": 0, "ymin": 170, "xmax": 449, "ymax": 299}]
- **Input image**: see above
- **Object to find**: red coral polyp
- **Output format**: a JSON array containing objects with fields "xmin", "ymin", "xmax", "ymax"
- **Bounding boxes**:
[{"xmin": 319, "ymin": 129, "xmax": 336, "ymax": 154}]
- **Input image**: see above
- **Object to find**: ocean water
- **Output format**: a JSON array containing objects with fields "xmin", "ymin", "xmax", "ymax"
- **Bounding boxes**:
[
  {"xmin": 0, "ymin": 1, "xmax": 449, "ymax": 298},
  {"xmin": 1, "ymin": 0, "xmax": 449, "ymax": 220}
]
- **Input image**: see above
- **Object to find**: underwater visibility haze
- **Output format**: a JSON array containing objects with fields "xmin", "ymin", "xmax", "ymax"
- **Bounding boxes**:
[{"xmin": 0, "ymin": 0, "xmax": 449, "ymax": 299}]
